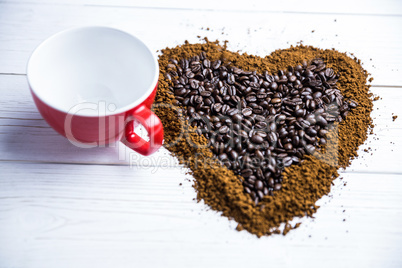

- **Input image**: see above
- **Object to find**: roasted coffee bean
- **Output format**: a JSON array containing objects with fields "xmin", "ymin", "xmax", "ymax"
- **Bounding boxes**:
[
  {"xmin": 174, "ymin": 88, "xmax": 186, "ymax": 96},
  {"xmin": 291, "ymin": 156, "xmax": 301, "ymax": 164},
  {"xmin": 295, "ymin": 108, "xmax": 305, "ymax": 117},
  {"xmin": 313, "ymin": 91, "xmax": 322, "ymax": 99},
  {"xmin": 242, "ymin": 108, "xmax": 253, "ymax": 116},
  {"xmin": 218, "ymin": 153, "xmax": 228, "ymax": 161},
  {"xmin": 227, "ymin": 73, "xmax": 235, "ymax": 84},
  {"xmin": 251, "ymin": 134, "xmax": 264, "ymax": 144},
  {"xmin": 256, "ymin": 131, "xmax": 267, "ymax": 138},
  {"xmin": 283, "ymin": 156, "xmax": 293, "ymax": 167},
  {"xmin": 306, "ymin": 127, "xmax": 317, "ymax": 137},
  {"xmin": 247, "ymin": 143, "xmax": 255, "ymax": 152},
  {"xmin": 316, "ymin": 115, "xmax": 328, "ymax": 127},
  {"xmin": 227, "ymin": 108, "xmax": 238, "ymax": 116},
  {"xmin": 270, "ymin": 82, "xmax": 278, "ymax": 90},
  {"xmin": 305, "ymin": 114, "xmax": 316, "ymax": 124},
  {"xmin": 257, "ymin": 190, "xmax": 264, "ymax": 200},
  {"xmin": 304, "ymin": 134, "xmax": 315, "ymax": 144},
  {"xmin": 284, "ymin": 143, "xmax": 293, "ymax": 150},
  {"xmin": 318, "ymin": 129, "xmax": 328, "ymax": 137},
  {"xmin": 229, "ymin": 150, "xmax": 239, "ymax": 160},
  {"xmin": 169, "ymin": 54, "xmax": 356, "ymax": 203},
  {"xmin": 305, "ymin": 144, "xmax": 316, "ymax": 154},
  {"xmin": 276, "ymin": 114, "xmax": 286, "ymax": 125},
  {"xmin": 212, "ymin": 60, "xmax": 221, "ymax": 70},
  {"xmin": 187, "ymin": 106, "xmax": 195, "ymax": 115},
  {"xmin": 292, "ymin": 135, "xmax": 300, "ymax": 147},
  {"xmin": 232, "ymin": 114, "xmax": 243, "ymax": 122},
  {"xmin": 349, "ymin": 100, "xmax": 358, "ymax": 108},
  {"xmin": 246, "ymin": 95, "xmax": 257, "ymax": 102},
  {"xmin": 271, "ymin": 98, "xmax": 281, "ymax": 104},
  {"xmin": 194, "ymin": 95, "xmax": 203, "ymax": 104},
  {"xmin": 255, "ymin": 149, "xmax": 264, "ymax": 159},
  {"xmin": 203, "ymin": 59, "xmax": 211, "ymax": 68},
  {"xmin": 274, "ymin": 184, "xmax": 282, "ymax": 191},
  {"xmin": 200, "ymin": 90, "xmax": 211, "ymax": 97},
  {"xmin": 219, "ymin": 125, "xmax": 230, "ymax": 134},
  {"xmin": 241, "ymin": 169, "xmax": 253, "ymax": 177},
  {"xmin": 255, "ymin": 180, "xmax": 264, "ymax": 191},
  {"xmin": 221, "ymin": 104, "xmax": 230, "ymax": 114},
  {"xmin": 256, "ymin": 168, "xmax": 264, "ymax": 179}
]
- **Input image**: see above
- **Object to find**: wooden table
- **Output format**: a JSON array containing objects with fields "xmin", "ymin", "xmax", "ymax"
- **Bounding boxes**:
[{"xmin": 1, "ymin": 1, "xmax": 401, "ymax": 267}]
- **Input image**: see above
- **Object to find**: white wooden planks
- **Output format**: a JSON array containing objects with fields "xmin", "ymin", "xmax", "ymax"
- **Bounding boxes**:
[
  {"xmin": 0, "ymin": 75, "xmax": 401, "ymax": 172},
  {"xmin": 7, "ymin": 0, "xmax": 402, "ymax": 15},
  {"xmin": 0, "ymin": 162, "xmax": 401, "ymax": 268},
  {"xmin": 0, "ymin": 0, "xmax": 402, "ymax": 267},
  {"xmin": 0, "ymin": 2, "xmax": 402, "ymax": 85}
]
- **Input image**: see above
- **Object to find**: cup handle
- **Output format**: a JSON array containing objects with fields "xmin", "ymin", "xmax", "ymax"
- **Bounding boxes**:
[{"xmin": 121, "ymin": 105, "xmax": 164, "ymax": 156}]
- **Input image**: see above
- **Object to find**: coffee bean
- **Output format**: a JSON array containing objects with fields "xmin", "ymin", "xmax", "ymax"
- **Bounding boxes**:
[
  {"xmin": 318, "ymin": 129, "xmax": 328, "ymax": 137},
  {"xmin": 229, "ymin": 150, "xmax": 239, "ymax": 160},
  {"xmin": 306, "ymin": 127, "xmax": 317, "ymax": 137},
  {"xmin": 251, "ymin": 134, "xmax": 264, "ymax": 144},
  {"xmin": 284, "ymin": 143, "xmax": 293, "ymax": 150},
  {"xmin": 299, "ymin": 119, "xmax": 311, "ymax": 129},
  {"xmin": 241, "ymin": 169, "xmax": 253, "ymax": 177},
  {"xmin": 246, "ymin": 95, "xmax": 257, "ymax": 102},
  {"xmin": 255, "ymin": 149, "xmax": 264, "ymax": 159},
  {"xmin": 313, "ymin": 92, "xmax": 322, "ymax": 99},
  {"xmin": 257, "ymin": 190, "xmax": 264, "ymax": 200},
  {"xmin": 270, "ymin": 82, "xmax": 278, "ymax": 90},
  {"xmin": 232, "ymin": 114, "xmax": 243, "ymax": 121},
  {"xmin": 218, "ymin": 153, "xmax": 228, "ymax": 161},
  {"xmin": 203, "ymin": 59, "xmax": 211, "ymax": 68},
  {"xmin": 242, "ymin": 108, "xmax": 253, "ymax": 116},
  {"xmin": 305, "ymin": 114, "xmax": 316, "ymax": 124},
  {"xmin": 227, "ymin": 108, "xmax": 238, "ymax": 116},
  {"xmin": 212, "ymin": 60, "xmax": 221, "ymax": 70},
  {"xmin": 325, "ymin": 68, "xmax": 335, "ymax": 78},
  {"xmin": 255, "ymin": 180, "xmax": 264, "ymax": 191},
  {"xmin": 276, "ymin": 114, "xmax": 286, "ymax": 124},
  {"xmin": 305, "ymin": 144, "xmax": 316, "ymax": 154},
  {"xmin": 221, "ymin": 104, "xmax": 230, "ymax": 114},
  {"xmin": 200, "ymin": 90, "xmax": 211, "ymax": 97},
  {"xmin": 283, "ymin": 156, "xmax": 293, "ymax": 167},
  {"xmin": 349, "ymin": 100, "xmax": 358, "ymax": 108},
  {"xmin": 274, "ymin": 184, "xmax": 282, "ymax": 191},
  {"xmin": 316, "ymin": 115, "xmax": 328, "ymax": 127},
  {"xmin": 174, "ymin": 88, "xmax": 186, "ymax": 96},
  {"xmin": 295, "ymin": 108, "xmax": 305, "ymax": 117},
  {"xmin": 219, "ymin": 125, "xmax": 229, "ymax": 134},
  {"xmin": 194, "ymin": 95, "xmax": 203, "ymax": 104},
  {"xmin": 271, "ymin": 98, "xmax": 281, "ymax": 104}
]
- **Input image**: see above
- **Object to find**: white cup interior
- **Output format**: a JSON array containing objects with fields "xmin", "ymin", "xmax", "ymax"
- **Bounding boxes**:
[{"xmin": 27, "ymin": 27, "xmax": 158, "ymax": 116}]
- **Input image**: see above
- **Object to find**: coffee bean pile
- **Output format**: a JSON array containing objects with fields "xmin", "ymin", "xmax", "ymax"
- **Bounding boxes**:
[{"xmin": 166, "ymin": 52, "xmax": 357, "ymax": 204}]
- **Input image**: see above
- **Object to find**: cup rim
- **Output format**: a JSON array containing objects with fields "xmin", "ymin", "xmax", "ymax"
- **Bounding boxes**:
[{"xmin": 26, "ymin": 26, "xmax": 159, "ymax": 117}]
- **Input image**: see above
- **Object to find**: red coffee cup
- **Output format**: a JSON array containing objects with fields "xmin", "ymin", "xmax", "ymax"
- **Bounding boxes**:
[{"xmin": 27, "ymin": 26, "xmax": 163, "ymax": 156}]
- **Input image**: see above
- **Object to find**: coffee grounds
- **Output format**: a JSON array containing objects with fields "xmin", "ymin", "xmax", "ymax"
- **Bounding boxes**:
[{"xmin": 153, "ymin": 40, "xmax": 373, "ymax": 236}]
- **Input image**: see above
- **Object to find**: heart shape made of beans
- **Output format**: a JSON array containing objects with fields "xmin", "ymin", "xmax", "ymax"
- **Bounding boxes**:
[{"xmin": 154, "ymin": 42, "xmax": 372, "ymax": 236}]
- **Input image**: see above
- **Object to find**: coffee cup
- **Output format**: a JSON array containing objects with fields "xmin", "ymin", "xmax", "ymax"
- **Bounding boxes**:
[{"xmin": 27, "ymin": 26, "xmax": 163, "ymax": 156}]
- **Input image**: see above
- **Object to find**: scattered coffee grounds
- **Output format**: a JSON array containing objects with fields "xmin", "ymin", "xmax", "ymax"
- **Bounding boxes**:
[
  {"xmin": 153, "ymin": 40, "xmax": 373, "ymax": 236},
  {"xmin": 392, "ymin": 115, "xmax": 398, "ymax": 121},
  {"xmin": 164, "ymin": 53, "xmax": 357, "ymax": 204}
]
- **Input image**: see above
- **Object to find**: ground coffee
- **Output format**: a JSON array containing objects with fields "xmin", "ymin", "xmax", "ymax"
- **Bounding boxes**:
[{"xmin": 153, "ymin": 40, "xmax": 373, "ymax": 236}]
